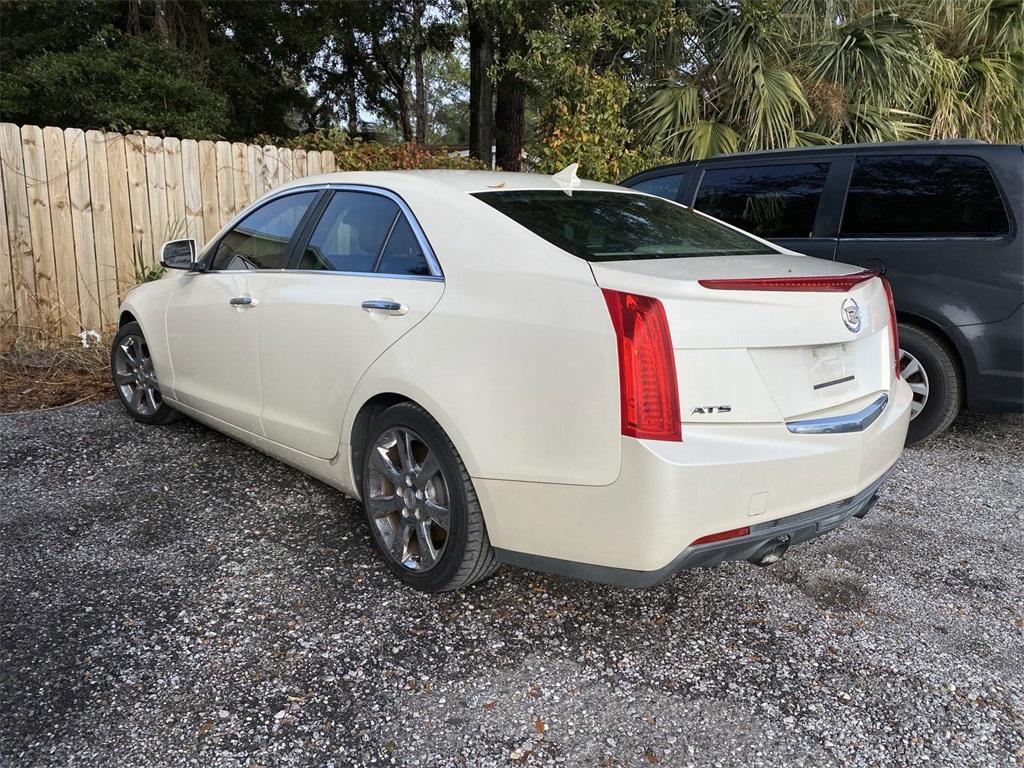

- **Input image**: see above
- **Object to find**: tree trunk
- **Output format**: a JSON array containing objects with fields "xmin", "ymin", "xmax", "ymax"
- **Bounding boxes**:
[
  {"xmin": 370, "ymin": 34, "xmax": 414, "ymax": 142},
  {"xmin": 346, "ymin": 76, "xmax": 359, "ymax": 136},
  {"xmin": 494, "ymin": 73, "xmax": 524, "ymax": 171},
  {"xmin": 395, "ymin": 84, "xmax": 414, "ymax": 142},
  {"xmin": 342, "ymin": 26, "xmax": 360, "ymax": 137},
  {"xmin": 127, "ymin": 0, "xmax": 141, "ymax": 35},
  {"xmin": 412, "ymin": 0, "xmax": 427, "ymax": 144},
  {"xmin": 468, "ymin": 1, "xmax": 493, "ymax": 165},
  {"xmin": 153, "ymin": 0, "xmax": 170, "ymax": 42}
]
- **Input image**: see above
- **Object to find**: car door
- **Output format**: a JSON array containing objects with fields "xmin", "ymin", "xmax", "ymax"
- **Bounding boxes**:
[
  {"xmin": 165, "ymin": 190, "xmax": 320, "ymax": 434},
  {"xmin": 258, "ymin": 187, "xmax": 445, "ymax": 459},
  {"xmin": 689, "ymin": 159, "xmax": 842, "ymax": 261}
]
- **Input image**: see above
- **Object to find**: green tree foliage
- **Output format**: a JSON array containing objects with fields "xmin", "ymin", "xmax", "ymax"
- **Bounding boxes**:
[
  {"xmin": 636, "ymin": 0, "xmax": 1024, "ymax": 161},
  {"xmin": 425, "ymin": 46, "xmax": 471, "ymax": 143},
  {"xmin": 308, "ymin": 0, "xmax": 463, "ymax": 142},
  {"xmin": 0, "ymin": 29, "xmax": 230, "ymax": 136},
  {"xmin": 3, "ymin": 0, "xmax": 1020, "ymax": 170},
  {"xmin": 499, "ymin": 1, "xmax": 684, "ymax": 181},
  {"xmin": 0, "ymin": 0, "xmax": 318, "ymax": 139}
]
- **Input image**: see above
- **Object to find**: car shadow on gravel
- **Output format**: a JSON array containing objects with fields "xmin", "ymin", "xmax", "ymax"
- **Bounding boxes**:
[{"xmin": 1, "ymin": 402, "xmax": 1021, "ymax": 768}]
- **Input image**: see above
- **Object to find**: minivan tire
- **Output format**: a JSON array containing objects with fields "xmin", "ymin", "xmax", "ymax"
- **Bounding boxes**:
[{"xmin": 899, "ymin": 323, "xmax": 962, "ymax": 446}]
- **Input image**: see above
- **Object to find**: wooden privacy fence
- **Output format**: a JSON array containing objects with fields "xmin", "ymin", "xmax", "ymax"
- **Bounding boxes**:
[{"xmin": 0, "ymin": 123, "xmax": 337, "ymax": 342}]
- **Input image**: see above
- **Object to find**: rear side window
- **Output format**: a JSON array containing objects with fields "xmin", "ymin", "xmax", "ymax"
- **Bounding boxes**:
[
  {"xmin": 299, "ymin": 191, "xmax": 433, "ymax": 276},
  {"xmin": 473, "ymin": 190, "xmax": 775, "ymax": 261},
  {"xmin": 630, "ymin": 173, "xmax": 687, "ymax": 201},
  {"xmin": 695, "ymin": 163, "xmax": 830, "ymax": 238},
  {"xmin": 376, "ymin": 217, "xmax": 431, "ymax": 276},
  {"xmin": 211, "ymin": 192, "xmax": 316, "ymax": 270},
  {"xmin": 841, "ymin": 155, "xmax": 1009, "ymax": 237}
]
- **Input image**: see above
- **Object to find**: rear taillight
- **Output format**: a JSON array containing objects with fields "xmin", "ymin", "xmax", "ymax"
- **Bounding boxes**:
[
  {"xmin": 698, "ymin": 270, "xmax": 876, "ymax": 292},
  {"xmin": 691, "ymin": 526, "xmax": 750, "ymax": 546},
  {"xmin": 602, "ymin": 289, "xmax": 682, "ymax": 442},
  {"xmin": 881, "ymin": 277, "xmax": 900, "ymax": 379}
]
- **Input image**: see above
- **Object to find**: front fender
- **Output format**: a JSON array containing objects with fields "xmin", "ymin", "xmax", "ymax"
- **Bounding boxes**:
[{"xmin": 118, "ymin": 279, "xmax": 177, "ymax": 397}]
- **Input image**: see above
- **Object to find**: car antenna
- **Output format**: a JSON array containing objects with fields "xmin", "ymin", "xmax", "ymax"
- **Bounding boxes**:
[{"xmin": 552, "ymin": 162, "xmax": 581, "ymax": 196}]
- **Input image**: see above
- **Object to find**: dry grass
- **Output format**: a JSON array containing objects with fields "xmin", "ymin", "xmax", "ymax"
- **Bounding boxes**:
[{"xmin": 0, "ymin": 339, "xmax": 113, "ymax": 412}]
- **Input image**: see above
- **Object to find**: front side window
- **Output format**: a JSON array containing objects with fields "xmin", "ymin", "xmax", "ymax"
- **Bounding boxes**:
[
  {"xmin": 473, "ymin": 190, "xmax": 776, "ymax": 262},
  {"xmin": 630, "ymin": 173, "xmax": 687, "ymax": 201},
  {"xmin": 211, "ymin": 192, "xmax": 316, "ymax": 270},
  {"xmin": 841, "ymin": 154, "xmax": 1010, "ymax": 238},
  {"xmin": 694, "ymin": 163, "xmax": 830, "ymax": 239}
]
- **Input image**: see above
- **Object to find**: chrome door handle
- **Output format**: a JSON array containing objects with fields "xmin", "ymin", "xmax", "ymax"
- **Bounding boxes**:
[
  {"xmin": 229, "ymin": 296, "xmax": 256, "ymax": 306},
  {"xmin": 361, "ymin": 300, "xmax": 408, "ymax": 316}
]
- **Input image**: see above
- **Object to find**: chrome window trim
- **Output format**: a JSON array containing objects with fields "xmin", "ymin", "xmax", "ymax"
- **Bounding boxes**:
[
  {"xmin": 202, "ymin": 268, "xmax": 444, "ymax": 283},
  {"xmin": 834, "ymin": 234, "xmax": 1011, "ymax": 243},
  {"xmin": 785, "ymin": 393, "xmax": 889, "ymax": 435},
  {"xmin": 199, "ymin": 182, "xmax": 444, "ymax": 281}
]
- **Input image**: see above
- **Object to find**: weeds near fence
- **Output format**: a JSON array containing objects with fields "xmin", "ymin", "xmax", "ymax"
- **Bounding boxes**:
[
  {"xmin": 133, "ymin": 246, "xmax": 165, "ymax": 285},
  {"xmin": 0, "ymin": 338, "xmax": 112, "ymax": 411}
]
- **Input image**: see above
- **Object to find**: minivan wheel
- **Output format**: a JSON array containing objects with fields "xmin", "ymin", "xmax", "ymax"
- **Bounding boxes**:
[
  {"xmin": 111, "ymin": 321, "xmax": 180, "ymax": 425},
  {"xmin": 898, "ymin": 324, "xmax": 962, "ymax": 446},
  {"xmin": 361, "ymin": 402, "xmax": 497, "ymax": 592}
]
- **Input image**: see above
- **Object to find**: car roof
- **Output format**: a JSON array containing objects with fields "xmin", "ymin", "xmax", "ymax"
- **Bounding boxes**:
[
  {"xmin": 623, "ymin": 139, "xmax": 1020, "ymax": 181},
  {"xmin": 275, "ymin": 169, "xmax": 628, "ymax": 198}
]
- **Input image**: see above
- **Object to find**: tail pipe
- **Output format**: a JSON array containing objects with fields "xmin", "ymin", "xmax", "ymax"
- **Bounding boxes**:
[{"xmin": 747, "ymin": 534, "xmax": 791, "ymax": 567}]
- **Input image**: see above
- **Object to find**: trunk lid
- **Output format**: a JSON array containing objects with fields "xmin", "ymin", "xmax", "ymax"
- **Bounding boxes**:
[{"xmin": 590, "ymin": 255, "xmax": 895, "ymax": 425}]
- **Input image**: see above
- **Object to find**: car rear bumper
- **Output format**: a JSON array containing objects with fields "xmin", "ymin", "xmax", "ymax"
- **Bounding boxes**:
[
  {"xmin": 494, "ymin": 469, "xmax": 888, "ymax": 587},
  {"xmin": 477, "ymin": 379, "xmax": 911, "ymax": 585}
]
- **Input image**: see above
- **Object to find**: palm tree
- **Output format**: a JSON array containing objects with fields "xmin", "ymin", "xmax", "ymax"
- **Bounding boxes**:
[{"xmin": 635, "ymin": 0, "xmax": 1024, "ymax": 161}]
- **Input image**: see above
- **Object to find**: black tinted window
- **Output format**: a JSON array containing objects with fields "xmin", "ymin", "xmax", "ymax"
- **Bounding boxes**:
[
  {"xmin": 300, "ymin": 192, "xmax": 399, "ymax": 272},
  {"xmin": 377, "ymin": 216, "xmax": 431, "ymax": 276},
  {"xmin": 842, "ymin": 155, "xmax": 1009, "ymax": 237},
  {"xmin": 474, "ymin": 190, "xmax": 775, "ymax": 261},
  {"xmin": 212, "ymin": 192, "xmax": 316, "ymax": 270},
  {"xmin": 695, "ymin": 163, "xmax": 829, "ymax": 238},
  {"xmin": 631, "ymin": 173, "xmax": 686, "ymax": 201}
]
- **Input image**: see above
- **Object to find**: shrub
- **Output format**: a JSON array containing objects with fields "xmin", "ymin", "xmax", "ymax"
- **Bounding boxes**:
[{"xmin": 253, "ymin": 130, "xmax": 487, "ymax": 171}]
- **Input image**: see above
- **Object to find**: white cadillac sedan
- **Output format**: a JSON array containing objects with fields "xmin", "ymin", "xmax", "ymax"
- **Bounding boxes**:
[{"xmin": 112, "ymin": 168, "xmax": 912, "ymax": 592}]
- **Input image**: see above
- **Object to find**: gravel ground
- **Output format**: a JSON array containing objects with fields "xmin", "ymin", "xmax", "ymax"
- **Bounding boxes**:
[{"xmin": 1, "ymin": 401, "xmax": 1022, "ymax": 767}]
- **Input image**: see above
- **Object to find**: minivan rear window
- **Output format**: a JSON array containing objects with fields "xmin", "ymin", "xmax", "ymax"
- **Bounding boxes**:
[
  {"xmin": 694, "ymin": 163, "xmax": 830, "ymax": 238},
  {"xmin": 630, "ymin": 173, "xmax": 687, "ymax": 201},
  {"xmin": 473, "ymin": 190, "xmax": 775, "ymax": 262},
  {"xmin": 841, "ymin": 155, "xmax": 1010, "ymax": 237}
]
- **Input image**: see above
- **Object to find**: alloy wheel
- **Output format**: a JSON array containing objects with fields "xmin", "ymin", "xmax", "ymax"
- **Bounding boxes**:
[
  {"xmin": 899, "ymin": 348, "xmax": 929, "ymax": 420},
  {"xmin": 366, "ymin": 427, "xmax": 451, "ymax": 571},
  {"xmin": 113, "ymin": 334, "xmax": 162, "ymax": 417}
]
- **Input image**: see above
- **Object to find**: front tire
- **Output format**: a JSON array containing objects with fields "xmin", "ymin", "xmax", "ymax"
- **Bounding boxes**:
[
  {"xmin": 360, "ymin": 402, "xmax": 497, "ymax": 592},
  {"xmin": 899, "ymin": 323, "xmax": 962, "ymax": 446},
  {"xmin": 111, "ymin": 321, "xmax": 180, "ymax": 425}
]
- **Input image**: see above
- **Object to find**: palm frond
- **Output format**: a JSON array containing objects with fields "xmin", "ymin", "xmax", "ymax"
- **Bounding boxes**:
[{"xmin": 743, "ymin": 66, "xmax": 814, "ymax": 150}]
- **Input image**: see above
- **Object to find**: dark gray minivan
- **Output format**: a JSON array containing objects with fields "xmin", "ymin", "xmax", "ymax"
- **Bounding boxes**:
[{"xmin": 623, "ymin": 141, "xmax": 1023, "ymax": 444}]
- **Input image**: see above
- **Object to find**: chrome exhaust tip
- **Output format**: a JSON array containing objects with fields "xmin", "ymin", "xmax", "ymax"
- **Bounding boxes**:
[{"xmin": 748, "ymin": 535, "xmax": 791, "ymax": 567}]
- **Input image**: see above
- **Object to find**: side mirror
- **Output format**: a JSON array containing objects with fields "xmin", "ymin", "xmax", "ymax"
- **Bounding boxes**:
[{"xmin": 160, "ymin": 239, "xmax": 197, "ymax": 270}]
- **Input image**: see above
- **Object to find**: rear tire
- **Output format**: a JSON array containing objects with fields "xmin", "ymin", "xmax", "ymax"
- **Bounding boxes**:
[
  {"xmin": 111, "ymin": 321, "xmax": 180, "ymax": 425},
  {"xmin": 899, "ymin": 323, "xmax": 962, "ymax": 446},
  {"xmin": 360, "ymin": 402, "xmax": 497, "ymax": 592}
]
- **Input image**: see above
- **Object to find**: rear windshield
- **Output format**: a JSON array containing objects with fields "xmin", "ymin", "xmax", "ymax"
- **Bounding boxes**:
[{"xmin": 473, "ymin": 190, "xmax": 776, "ymax": 262}]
